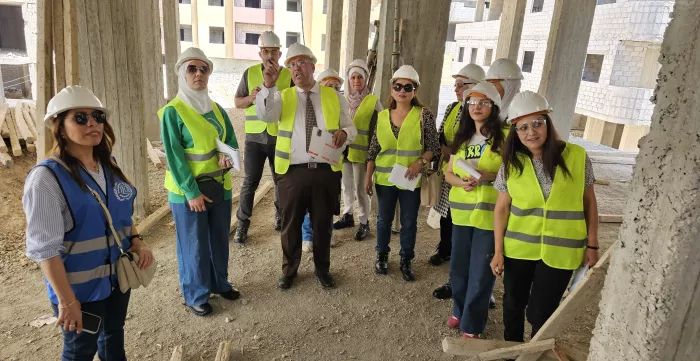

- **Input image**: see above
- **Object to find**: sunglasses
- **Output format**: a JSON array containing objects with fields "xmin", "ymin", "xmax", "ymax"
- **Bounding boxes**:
[
  {"xmin": 515, "ymin": 116, "xmax": 547, "ymax": 133},
  {"xmin": 74, "ymin": 110, "xmax": 107, "ymax": 125},
  {"xmin": 187, "ymin": 65, "xmax": 210, "ymax": 74},
  {"xmin": 392, "ymin": 83, "xmax": 416, "ymax": 93}
]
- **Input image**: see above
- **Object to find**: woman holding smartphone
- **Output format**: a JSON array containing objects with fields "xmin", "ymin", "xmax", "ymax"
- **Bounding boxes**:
[
  {"xmin": 23, "ymin": 85, "xmax": 154, "ymax": 360},
  {"xmin": 490, "ymin": 91, "xmax": 599, "ymax": 344}
]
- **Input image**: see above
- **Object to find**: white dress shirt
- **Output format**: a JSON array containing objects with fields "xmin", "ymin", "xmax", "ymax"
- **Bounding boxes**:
[{"xmin": 256, "ymin": 81, "xmax": 357, "ymax": 165}]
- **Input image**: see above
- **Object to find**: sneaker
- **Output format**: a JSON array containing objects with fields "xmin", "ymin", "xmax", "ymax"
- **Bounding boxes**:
[
  {"xmin": 302, "ymin": 241, "xmax": 312, "ymax": 253},
  {"xmin": 489, "ymin": 294, "xmax": 497, "ymax": 309},
  {"xmin": 447, "ymin": 316, "xmax": 460, "ymax": 329},
  {"xmin": 354, "ymin": 222, "xmax": 370, "ymax": 241},
  {"xmin": 233, "ymin": 225, "xmax": 248, "ymax": 245},
  {"xmin": 428, "ymin": 252, "xmax": 451, "ymax": 266},
  {"xmin": 432, "ymin": 282, "xmax": 452, "ymax": 299},
  {"xmin": 330, "ymin": 233, "xmax": 338, "ymax": 247},
  {"xmin": 333, "ymin": 213, "xmax": 355, "ymax": 230},
  {"xmin": 462, "ymin": 332, "xmax": 481, "ymax": 339}
]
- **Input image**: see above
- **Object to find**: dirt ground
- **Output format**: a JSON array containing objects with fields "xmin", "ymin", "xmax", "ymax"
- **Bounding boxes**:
[{"xmin": 0, "ymin": 109, "xmax": 630, "ymax": 360}]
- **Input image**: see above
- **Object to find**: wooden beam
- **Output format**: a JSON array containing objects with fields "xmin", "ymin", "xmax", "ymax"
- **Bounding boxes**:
[
  {"xmin": 36, "ymin": 0, "xmax": 55, "ymax": 162},
  {"xmin": 14, "ymin": 103, "xmax": 35, "ymax": 143},
  {"xmin": 0, "ymin": 134, "xmax": 7, "ymax": 153},
  {"xmin": 442, "ymin": 337, "xmax": 522, "ymax": 356},
  {"xmin": 0, "ymin": 104, "xmax": 8, "ymax": 132},
  {"xmin": 478, "ymin": 339, "xmax": 555, "ymax": 360},
  {"xmin": 0, "ymin": 153, "xmax": 13, "ymax": 168},
  {"xmin": 22, "ymin": 106, "xmax": 39, "ymax": 141},
  {"xmin": 6, "ymin": 112, "xmax": 23, "ymax": 157},
  {"xmin": 146, "ymin": 139, "xmax": 164, "ymax": 168},
  {"xmin": 214, "ymin": 340, "xmax": 232, "ymax": 361},
  {"xmin": 169, "ymin": 345, "xmax": 184, "ymax": 361},
  {"xmin": 162, "ymin": 0, "xmax": 180, "ymax": 100},
  {"xmin": 136, "ymin": 203, "xmax": 171, "ymax": 236},
  {"xmin": 230, "ymin": 181, "xmax": 273, "ymax": 234},
  {"xmin": 551, "ymin": 343, "xmax": 588, "ymax": 361},
  {"xmin": 590, "ymin": 156, "xmax": 636, "ymax": 165},
  {"xmin": 53, "ymin": 0, "xmax": 66, "ymax": 90},
  {"xmin": 599, "ymin": 214, "xmax": 623, "ymax": 223},
  {"xmin": 63, "ymin": 0, "xmax": 80, "ymax": 85}
]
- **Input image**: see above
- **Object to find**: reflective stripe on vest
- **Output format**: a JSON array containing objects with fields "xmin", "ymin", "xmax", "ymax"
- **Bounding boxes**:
[
  {"xmin": 158, "ymin": 98, "xmax": 232, "ymax": 195},
  {"xmin": 504, "ymin": 142, "xmax": 588, "ymax": 270},
  {"xmin": 274, "ymin": 85, "xmax": 343, "ymax": 174},
  {"xmin": 39, "ymin": 159, "xmax": 135, "ymax": 304},
  {"xmin": 244, "ymin": 64, "xmax": 292, "ymax": 136},
  {"xmin": 375, "ymin": 106, "xmax": 423, "ymax": 189},
  {"xmin": 448, "ymin": 132, "xmax": 505, "ymax": 230},
  {"xmin": 347, "ymin": 94, "xmax": 378, "ymax": 163},
  {"xmin": 441, "ymin": 103, "xmax": 462, "ymax": 173}
]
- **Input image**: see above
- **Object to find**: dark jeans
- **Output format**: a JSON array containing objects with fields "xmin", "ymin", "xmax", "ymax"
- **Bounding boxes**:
[
  {"xmin": 502, "ymin": 257, "xmax": 573, "ymax": 342},
  {"xmin": 450, "ymin": 225, "xmax": 496, "ymax": 334},
  {"xmin": 236, "ymin": 140, "xmax": 279, "ymax": 227},
  {"xmin": 51, "ymin": 289, "xmax": 131, "ymax": 361},
  {"xmin": 375, "ymin": 184, "xmax": 421, "ymax": 259},
  {"xmin": 437, "ymin": 209, "xmax": 452, "ymax": 257}
]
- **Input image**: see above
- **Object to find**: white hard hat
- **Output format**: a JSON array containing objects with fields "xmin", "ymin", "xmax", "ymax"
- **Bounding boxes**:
[
  {"xmin": 453, "ymin": 64, "xmax": 486, "ymax": 82},
  {"xmin": 317, "ymin": 68, "xmax": 344, "ymax": 86},
  {"xmin": 258, "ymin": 31, "xmax": 282, "ymax": 48},
  {"xmin": 346, "ymin": 59, "xmax": 369, "ymax": 77},
  {"xmin": 507, "ymin": 91, "xmax": 552, "ymax": 124},
  {"xmin": 485, "ymin": 58, "xmax": 523, "ymax": 81},
  {"xmin": 391, "ymin": 65, "xmax": 420, "ymax": 86},
  {"xmin": 284, "ymin": 43, "xmax": 317, "ymax": 67},
  {"xmin": 175, "ymin": 47, "xmax": 213, "ymax": 73},
  {"xmin": 463, "ymin": 82, "xmax": 502, "ymax": 108},
  {"xmin": 44, "ymin": 85, "xmax": 108, "ymax": 129}
]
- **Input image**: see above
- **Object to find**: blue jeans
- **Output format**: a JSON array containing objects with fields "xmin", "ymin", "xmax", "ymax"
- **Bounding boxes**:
[
  {"xmin": 450, "ymin": 225, "xmax": 496, "ymax": 334},
  {"xmin": 302, "ymin": 213, "xmax": 312, "ymax": 241},
  {"xmin": 375, "ymin": 184, "xmax": 421, "ymax": 259},
  {"xmin": 171, "ymin": 199, "xmax": 233, "ymax": 306},
  {"xmin": 51, "ymin": 289, "xmax": 131, "ymax": 361}
]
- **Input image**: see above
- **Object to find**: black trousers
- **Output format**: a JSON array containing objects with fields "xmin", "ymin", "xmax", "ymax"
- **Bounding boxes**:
[
  {"xmin": 437, "ymin": 209, "xmax": 453, "ymax": 257},
  {"xmin": 277, "ymin": 164, "xmax": 341, "ymax": 277},
  {"xmin": 236, "ymin": 141, "xmax": 279, "ymax": 227},
  {"xmin": 502, "ymin": 257, "xmax": 573, "ymax": 342}
]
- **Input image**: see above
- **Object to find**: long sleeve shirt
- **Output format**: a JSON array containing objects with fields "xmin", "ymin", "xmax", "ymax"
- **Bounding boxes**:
[
  {"xmin": 161, "ymin": 102, "xmax": 238, "ymax": 203},
  {"xmin": 255, "ymin": 81, "xmax": 357, "ymax": 166},
  {"xmin": 366, "ymin": 107, "xmax": 441, "ymax": 162}
]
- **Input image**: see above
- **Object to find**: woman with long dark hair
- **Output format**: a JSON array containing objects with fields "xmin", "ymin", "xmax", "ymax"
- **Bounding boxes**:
[
  {"xmin": 490, "ymin": 91, "xmax": 599, "ymax": 344},
  {"xmin": 443, "ymin": 82, "xmax": 505, "ymax": 338},
  {"xmin": 23, "ymin": 85, "xmax": 154, "ymax": 360}
]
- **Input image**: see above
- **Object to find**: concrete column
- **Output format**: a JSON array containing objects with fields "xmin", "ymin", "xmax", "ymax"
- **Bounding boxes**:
[
  {"xmin": 494, "ymin": 0, "xmax": 526, "ymax": 60},
  {"xmin": 487, "ymin": 0, "xmax": 503, "ymax": 21},
  {"xmin": 589, "ymin": 1, "xmax": 700, "ymax": 360},
  {"xmin": 374, "ymin": 0, "xmax": 451, "ymax": 114},
  {"xmin": 343, "ymin": 0, "xmax": 371, "ymax": 72},
  {"xmin": 191, "ymin": 0, "xmax": 199, "ymax": 47},
  {"xmin": 324, "ymin": 0, "xmax": 344, "ymax": 71},
  {"xmin": 474, "ymin": 0, "xmax": 485, "ymax": 22},
  {"xmin": 163, "ymin": 0, "xmax": 181, "ymax": 100},
  {"xmin": 225, "ymin": 0, "xmax": 234, "ymax": 58},
  {"xmin": 536, "ymin": 0, "xmax": 595, "ymax": 140},
  {"xmin": 0, "ymin": 66, "xmax": 4, "ymax": 104},
  {"xmin": 302, "ymin": 0, "xmax": 313, "ymax": 46}
]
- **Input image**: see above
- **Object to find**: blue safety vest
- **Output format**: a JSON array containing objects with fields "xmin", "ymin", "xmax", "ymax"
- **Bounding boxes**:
[{"xmin": 39, "ymin": 159, "xmax": 136, "ymax": 304}]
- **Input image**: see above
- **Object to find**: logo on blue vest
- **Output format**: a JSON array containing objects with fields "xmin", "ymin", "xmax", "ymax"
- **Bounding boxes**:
[{"xmin": 114, "ymin": 182, "xmax": 134, "ymax": 201}]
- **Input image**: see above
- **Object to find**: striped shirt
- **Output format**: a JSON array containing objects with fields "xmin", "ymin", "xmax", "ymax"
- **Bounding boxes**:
[{"xmin": 23, "ymin": 163, "xmax": 106, "ymax": 262}]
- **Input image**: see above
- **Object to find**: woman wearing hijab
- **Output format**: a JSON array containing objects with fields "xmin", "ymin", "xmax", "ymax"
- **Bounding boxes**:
[
  {"xmin": 333, "ymin": 59, "xmax": 383, "ymax": 240},
  {"xmin": 484, "ymin": 58, "xmax": 523, "ymax": 122},
  {"xmin": 160, "ymin": 47, "xmax": 240, "ymax": 316}
]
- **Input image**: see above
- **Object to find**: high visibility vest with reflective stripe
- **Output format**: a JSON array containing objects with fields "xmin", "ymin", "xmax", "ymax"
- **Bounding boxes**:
[
  {"xmin": 274, "ymin": 85, "xmax": 343, "ymax": 174},
  {"xmin": 448, "ymin": 134, "xmax": 504, "ymax": 230},
  {"xmin": 347, "ymin": 94, "xmax": 378, "ymax": 163},
  {"xmin": 441, "ymin": 103, "xmax": 462, "ymax": 173},
  {"xmin": 244, "ymin": 64, "xmax": 292, "ymax": 136},
  {"xmin": 159, "ymin": 98, "xmax": 232, "ymax": 195},
  {"xmin": 504, "ymin": 142, "xmax": 588, "ymax": 270},
  {"xmin": 39, "ymin": 159, "xmax": 134, "ymax": 304},
  {"xmin": 375, "ymin": 106, "xmax": 423, "ymax": 189}
]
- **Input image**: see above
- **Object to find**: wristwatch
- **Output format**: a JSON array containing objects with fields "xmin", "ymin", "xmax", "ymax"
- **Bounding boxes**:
[{"xmin": 419, "ymin": 158, "xmax": 428, "ymax": 165}]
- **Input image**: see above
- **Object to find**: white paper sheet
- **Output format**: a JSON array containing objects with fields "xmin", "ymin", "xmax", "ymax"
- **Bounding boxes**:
[
  {"xmin": 216, "ymin": 138, "xmax": 241, "ymax": 171},
  {"xmin": 307, "ymin": 126, "xmax": 344, "ymax": 165},
  {"xmin": 568, "ymin": 265, "xmax": 589, "ymax": 293},
  {"xmin": 388, "ymin": 164, "xmax": 422, "ymax": 191},
  {"xmin": 455, "ymin": 158, "xmax": 482, "ymax": 180}
]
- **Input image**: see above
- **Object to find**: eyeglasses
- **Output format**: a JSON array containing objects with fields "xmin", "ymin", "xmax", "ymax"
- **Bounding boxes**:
[
  {"xmin": 287, "ymin": 59, "xmax": 311, "ymax": 69},
  {"xmin": 74, "ymin": 110, "xmax": 107, "ymax": 125},
  {"xmin": 466, "ymin": 99, "xmax": 493, "ymax": 108},
  {"xmin": 261, "ymin": 49, "xmax": 280, "ymax": 56},
  {"xmin": 392, "ymin": 83, "xmax": 416, "ymax": 93},
  {"xmin": 515, "ymin": 116, "xmax": 547, "ymax": 133},
  {"xmin": 187, "ymin": 65, "xmax": 210, "ymax": 74},
  {"xmin": 454, "ymin": 82, "xmax": 476, "ymax": 89}
]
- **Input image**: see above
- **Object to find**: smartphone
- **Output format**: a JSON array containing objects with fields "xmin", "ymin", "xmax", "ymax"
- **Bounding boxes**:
[{"xmin": 81, "ymin": 311, "xmax": 102, "ymax": 334}]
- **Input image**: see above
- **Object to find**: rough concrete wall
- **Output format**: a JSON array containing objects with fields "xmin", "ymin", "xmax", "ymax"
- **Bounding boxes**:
[
  {"xmin": 588, "ymin": 1, "xmax": 700, "ymax": 360},
  {"xmin": 234, "ymin": 23, "xmax": 272, "ymax": 43}
]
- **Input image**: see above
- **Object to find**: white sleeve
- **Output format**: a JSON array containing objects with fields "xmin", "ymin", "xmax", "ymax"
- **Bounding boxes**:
[
  {"xmin": 338, "ymin": 94, "xmax": 357, "ymax": 145},
  {"xmin": 255, "ymin": 85, "xmax": 282, "ymax": 123}
]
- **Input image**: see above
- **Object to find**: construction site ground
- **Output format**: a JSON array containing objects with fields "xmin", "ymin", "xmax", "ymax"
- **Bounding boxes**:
[{"xmin": 0, "ymin": 110, "xmax": 632, "ymax": 360}]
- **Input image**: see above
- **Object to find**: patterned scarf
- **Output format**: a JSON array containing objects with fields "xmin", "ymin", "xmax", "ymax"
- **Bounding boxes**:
[{"xmin": 346, "ymin": 67, "xmax": 370, "ymax": 120}]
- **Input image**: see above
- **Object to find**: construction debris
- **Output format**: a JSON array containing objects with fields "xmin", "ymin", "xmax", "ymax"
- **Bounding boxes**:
[
  {"xmin": 147, "ymin": 138, "xmax": 164, "ymax": 168},
  {"xmin": 0, "ymin": 101, "xmax": 38, "ymax": 167}
]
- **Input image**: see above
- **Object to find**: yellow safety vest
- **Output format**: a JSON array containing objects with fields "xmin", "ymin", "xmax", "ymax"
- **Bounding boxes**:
[
  {"xmin": 274, "ymin": 85, "xmax": 343, "ymax": 174},
  {"xmin": 159, "ymin": 98, "xmax": 232, "ymax": 196},
  {"xmin": 448, "ymin": 131, "xmax": 506, "ymax": 230},
  {"xmin": 441, "ymin": 103, "xmax": 462, "ymax": 173},
  {"xmin": 347, "ymin": 94, "xmax": 378, "ymax": 163},
  {"xmin": 374, "ymin": 106, "xmax": 423, "ymax": 189},
  {"xmin": 244, "ymin": 64, "xmax": 292, "ymax": 136},
  {"xmin": 504, "ymin": 142, "xmax": 588, "ymax": 270}
]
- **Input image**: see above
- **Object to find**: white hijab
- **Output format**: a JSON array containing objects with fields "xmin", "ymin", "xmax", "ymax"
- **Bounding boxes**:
[
  {"xmin": 499, "ymin": 79, "xmax": 522, "ymax": 121},
  {"xmin": 176, "ymin": 60, "xmax": 213, "ymax": 114}
]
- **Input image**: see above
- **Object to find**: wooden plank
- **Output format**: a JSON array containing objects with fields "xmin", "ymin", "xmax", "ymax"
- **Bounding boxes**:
[
  {"xmin": 53, "ymin": 0, "xmax": 66, "ymax": 90},
  {"xmin": 599, "ymin": 214, "xmax": 623, "ymax": 223},
  {"xmin": 0, "ymin": 153, "xmax": 13, "ymax": 168},
  {"xmin": 550, "ymin": 343, "xmax": 588, "ymax": 361},
  {"xmin": 36, "ymin": 0, "xmax": 55, "ymax": 162},
  {"xmin": 74, "ymin": 0, "xmax": 92, "ymax": 88},
  {"xmin": 586, "ymin": 150, "xmax": 638, "ymax": 159},
  {"xmin": 6, "ymin": 112, "xmax": 23, "ymax": 157},
  {"xmin": 594, "ymin": 179, "xmax": 610, "ymax": 186},
  {"xmin": 22, "ymin": 106, "xmax": 39, "ymax": 141},
  {"xmin": 0, "ymin": 104, "xmax": 9, "ymax": 132},
  {"xmin": 478, "ymin": 339, "xmax": 555, "ymax": 360},
  {"xmin": 162, "ymin": 0, "xmax": 180, "ymax": 100},
  {"xmin": 14, "ymin": 103, "xmax": 35, "ymax": 143},
  {"xmin": 214, "ymin": 340, "xmax": 232, "ymax": 361},
  {"xmin": 63, "ymin": 0, "xmax": 80, "ymax": 85},
  {"xmin": 442, "ymin": 337, "xmax": 522, "ymax": 356},
  {"xmin": 0, "ymin": 133, "xmax": 8, "ymax": 153},
  {"xmin": 169, "ymin": 345, "xmax": 184, "ymax": 361},
  {"xmin": 136, "ymin": 203, "xmax": 171, "ymax": 236},
  {"xmin": 1, "ymin": 123, "xmax": 8, "ymax": 138},
  {"xmin": 84, "ymin": 0, "xmax": 105, "ymax": 103},
  {"xmin": 590, "ymin": 156, "xmax": 636, "ymax": 165},
  {"xmin": 230, "ymin": 181, "xmax": 273, "ymax": 234},
  {"xmin": 146, "ymin": 138, "xmax": 163, "ymax": 168}
]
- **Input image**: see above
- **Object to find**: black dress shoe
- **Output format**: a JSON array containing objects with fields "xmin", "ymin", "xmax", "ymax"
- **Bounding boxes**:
[
  {"xmin": 333, "ymin": 213, "xmax": 355, "ymax": 230},
  {"xmin": 354, "ymin": 222, "xmax": 370, "ymax": 241},
  {"xmin": 188, "ymin": 303, "xmax": 213, "ymax": 316},
  {"xmin": 274, "ymin": 216, "xmax": 282, "ymax": 231},
  {"xmin": 400, "ymin": 256, "xmax": 416, "ymax": 282},
  {"xmin": 233, "ymin": 225, "xmax": 248, "ymax": 244},
  {"xmin": 216, "ymin": 289, "xmax": 241, "ymax": 301},
  {"xmin": 316, "ymin": 272, "xmax": 336, "ymax": 288},
  {"xmin": 432, "ymin": 282, "xmax": 452, "ymax": 299},
  {"xmin": 375, "ymin": 252, "xmax": 388, "ymax": 275},
  {"xmin": 277, "ymin": 275, "xmax": 296, "ymax": 290},
  {"xmin": 428, "ymin": 252, "xmax": 451, "ymax": 266}
]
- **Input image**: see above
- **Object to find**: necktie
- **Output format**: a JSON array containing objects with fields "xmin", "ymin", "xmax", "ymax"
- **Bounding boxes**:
[{"xmin": 304, "ymin": 91, "xmax": 317, "ymax": 152}]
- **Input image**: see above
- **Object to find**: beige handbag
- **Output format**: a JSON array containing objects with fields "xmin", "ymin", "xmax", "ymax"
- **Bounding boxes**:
[
  {"xmin": 418, "ymin": 110, "xmax": 442, "ymax": 206},
  {"xmin": 51, "ymin": 156, "xmax": 156, "ymax": 293}
]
